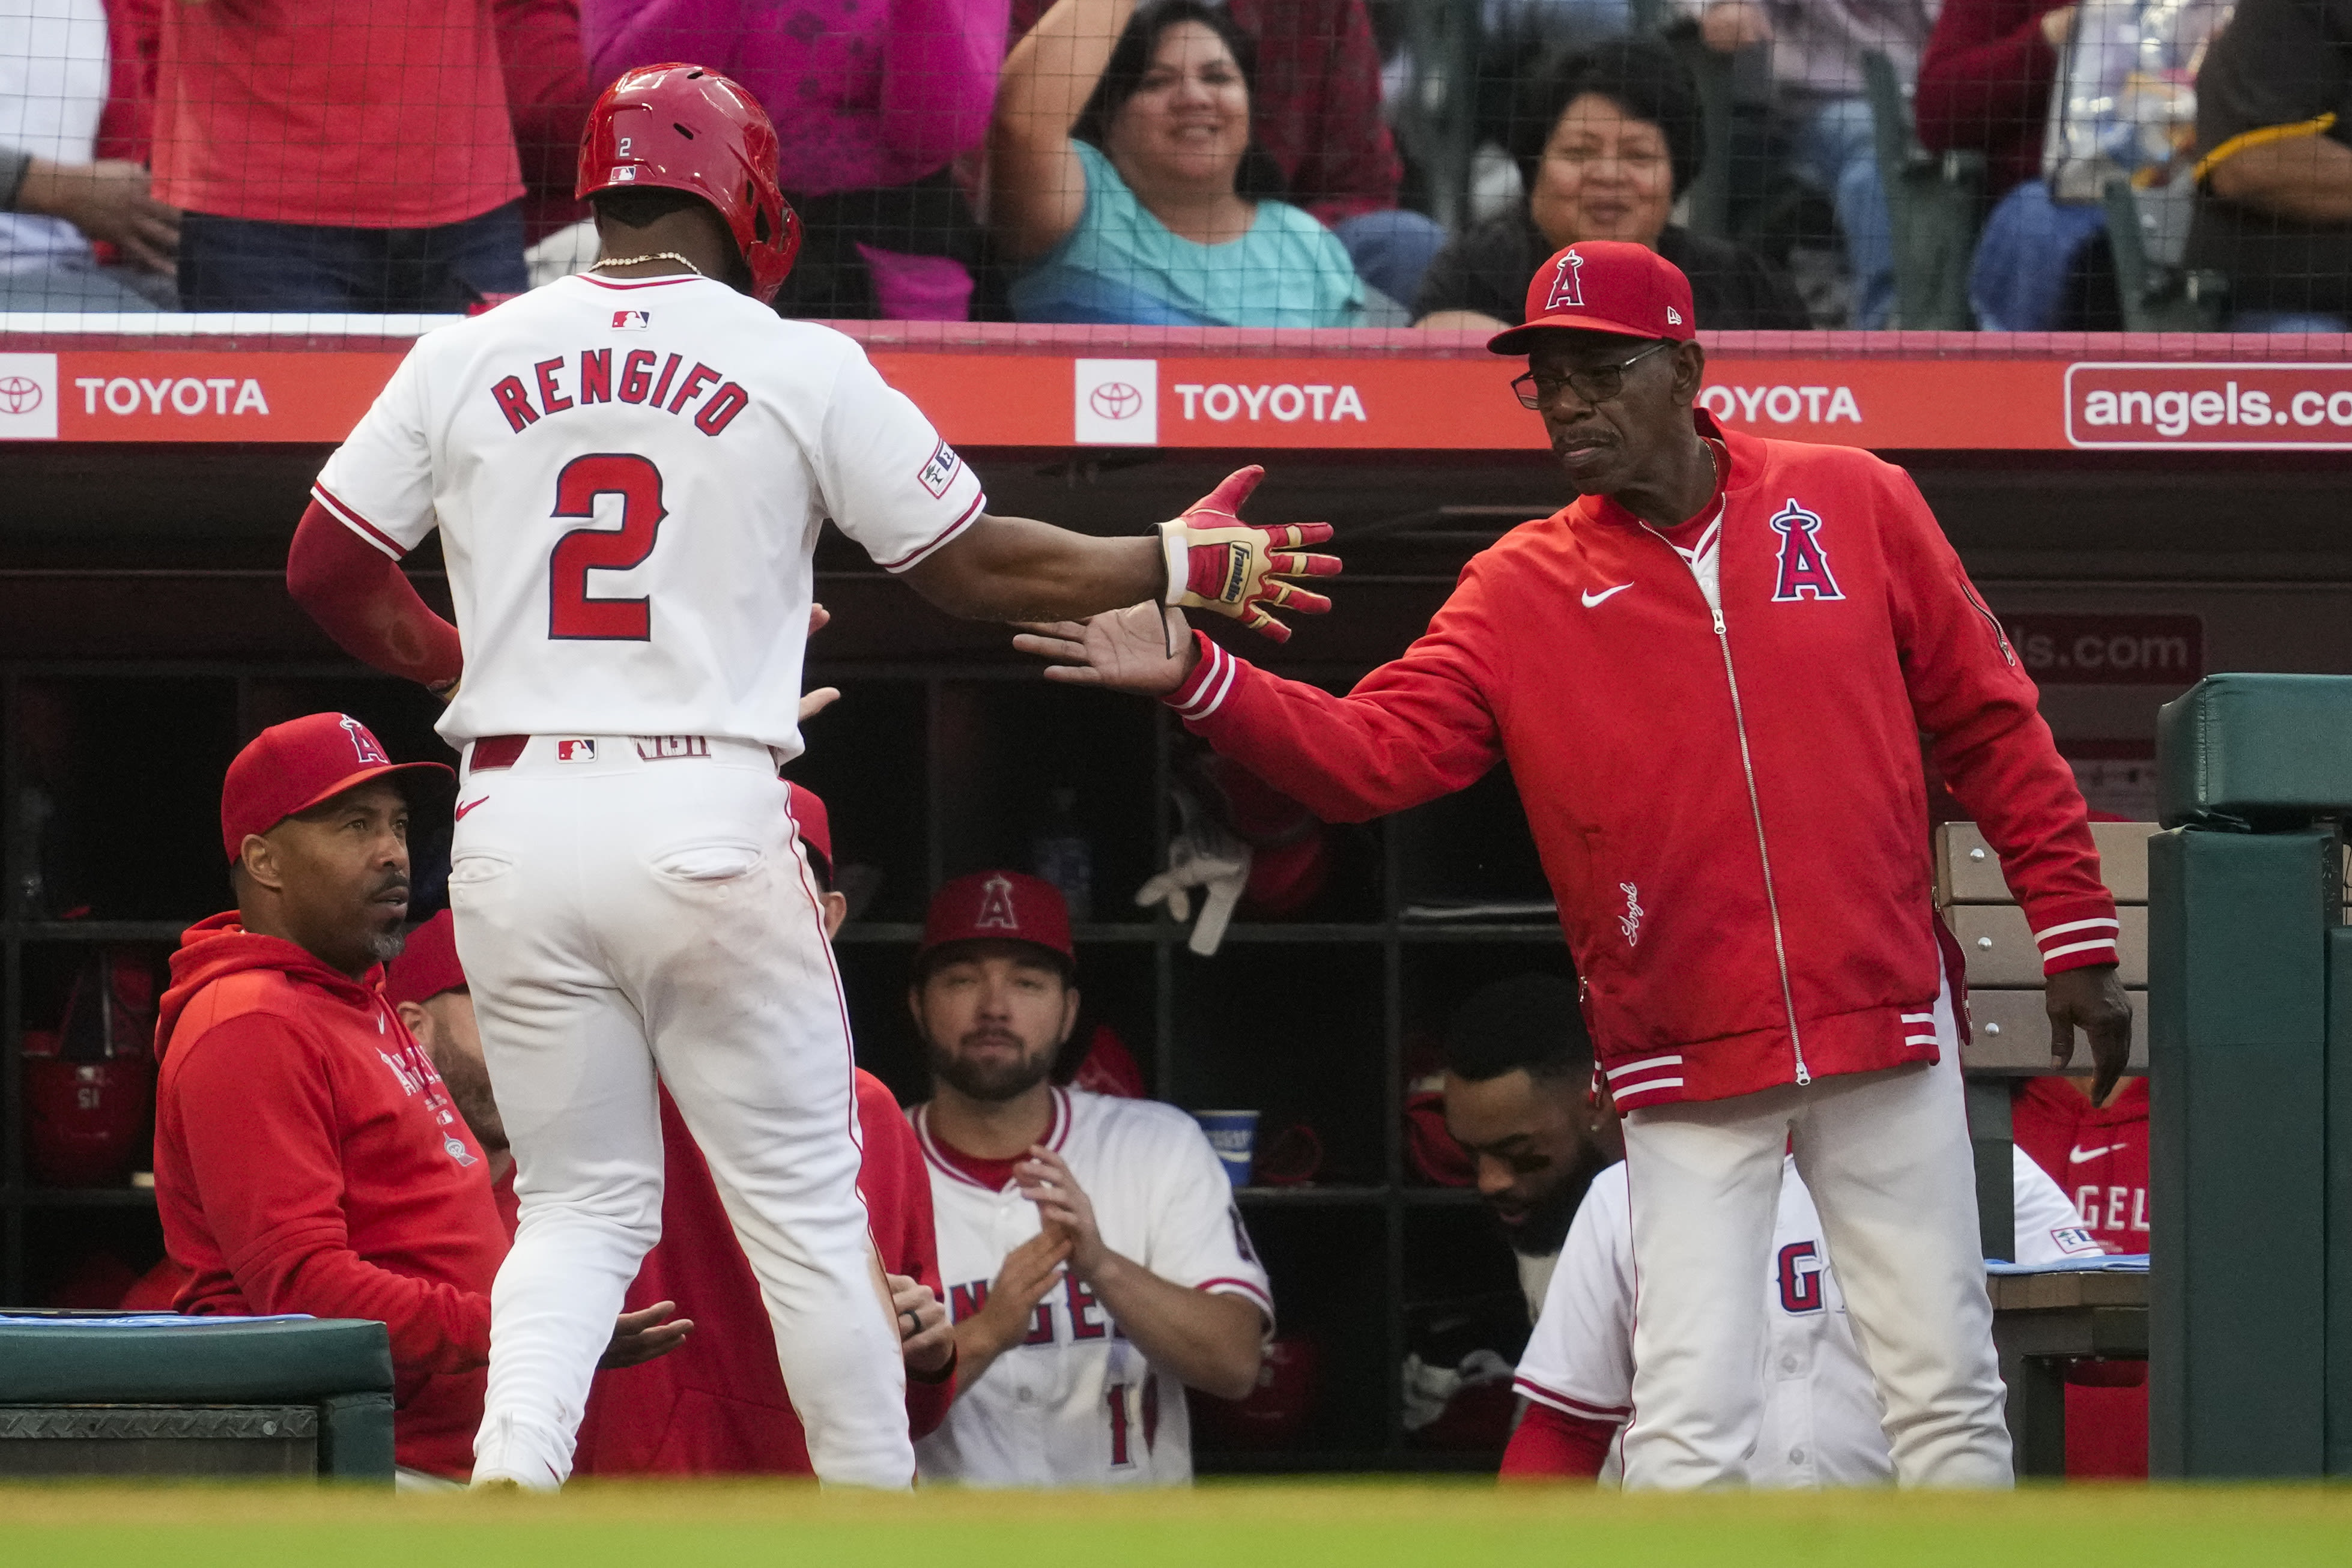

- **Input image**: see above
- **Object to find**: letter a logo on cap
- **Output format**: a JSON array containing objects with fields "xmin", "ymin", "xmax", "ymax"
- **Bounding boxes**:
[
  {"xmin": 975, "ymin": 874, "xmax": 1021, "ymax": 931},
  {"xmin": 340, "ymin": 715, "xmax": 389, "ymax": 765},
  {"xmin": 1545, "ymin": 249, "xmax": 1586, "ymax": 311}
]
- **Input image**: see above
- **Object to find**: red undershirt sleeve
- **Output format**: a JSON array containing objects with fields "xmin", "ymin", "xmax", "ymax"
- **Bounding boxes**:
[
  {"xmin": 285, "ymin": 501, "xmax": 464, "ymax": 688},
  {"xmin": 1500, "ymin": 1399, "xmax": 1616, "ymax": 1479}
]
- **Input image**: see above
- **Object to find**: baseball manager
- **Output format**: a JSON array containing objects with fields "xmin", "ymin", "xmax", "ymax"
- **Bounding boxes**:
[{"xmin": 1017, "ymin": 239, "xmax": 2133, "ymax": 1489}]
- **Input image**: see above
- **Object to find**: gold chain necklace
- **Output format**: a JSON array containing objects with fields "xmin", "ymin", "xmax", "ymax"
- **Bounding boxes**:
[{"xmin": 590, "ymin": 252, "xmax": 703, "ymax": 275}]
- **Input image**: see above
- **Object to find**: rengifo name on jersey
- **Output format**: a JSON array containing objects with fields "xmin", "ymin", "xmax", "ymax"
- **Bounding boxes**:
[{"xmin": 310, "ymin": 272, "xmax": 986, "ymax": 758}]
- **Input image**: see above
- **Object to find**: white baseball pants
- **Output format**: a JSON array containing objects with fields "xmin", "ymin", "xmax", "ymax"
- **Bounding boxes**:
[
  {"xmin": 446, "ymin": 736, "xmax": 911, "ymax": 1488},
  {"xmin": 1618, "ymin": 969, "xmax": 2011, "ymax": 1488}
]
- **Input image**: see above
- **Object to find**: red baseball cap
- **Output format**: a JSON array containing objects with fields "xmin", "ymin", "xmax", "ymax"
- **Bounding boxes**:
[
  {"xmin": 787, "ymin": 783, "xmax": 833, "ymax": 882},
  {"xmin": 1488, "ymin": 240, "xmax": 1698, "ymax": 355},
  {"xmin": 220, "ymin": 713, "xmax": 454, "ymax": 863},
  {"xmin": 384, "ymin": 909, "xmax": 466, "ymax": 1006},
  {"xmin": 919, "ymin": 871, "xmax": 1074, "ymax": 966}
]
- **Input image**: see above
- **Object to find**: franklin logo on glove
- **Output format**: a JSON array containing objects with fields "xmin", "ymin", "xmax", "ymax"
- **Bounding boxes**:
[{"xmin": 1156, "ymin": 465, "xmax": 1341, "ymax": 644}]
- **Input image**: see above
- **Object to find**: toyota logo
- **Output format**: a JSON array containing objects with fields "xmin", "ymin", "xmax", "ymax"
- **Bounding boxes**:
[
  {"xmin": 1088, "ymin": 381, "xmax": 1144, "ymax": 420},
  {"xmin": 0, "ymin": 375, "xmax": 41, "ymax": 416}
]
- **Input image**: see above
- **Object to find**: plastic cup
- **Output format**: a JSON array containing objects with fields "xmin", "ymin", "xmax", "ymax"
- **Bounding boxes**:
[{"xmin": 1193, "ymin": 1109, "xmax": 1260, "ymax": 1187}]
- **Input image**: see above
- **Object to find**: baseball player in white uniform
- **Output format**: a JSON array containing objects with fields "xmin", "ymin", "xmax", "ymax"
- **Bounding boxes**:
[
  {"xmin": 283, "ymin": 65, "xmax": 1331, "ymax": 1490},
  {"xmin": 902, "ymin": 871, "xmax": 1272, "ymax": 1486},
  {"xmin": 1508, "ymin": 1123, "xmax": 2103, "ymax": 1485}
]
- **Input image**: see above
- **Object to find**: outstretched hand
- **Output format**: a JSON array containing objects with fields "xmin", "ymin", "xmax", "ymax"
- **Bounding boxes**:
[
  {"xmin": 1158, "ymin": 465, "xmax": 1340, "ymax": 643},
  {"xmin": 1013, "ymin": 604, "xmax": 1196, "ymax": 696}
]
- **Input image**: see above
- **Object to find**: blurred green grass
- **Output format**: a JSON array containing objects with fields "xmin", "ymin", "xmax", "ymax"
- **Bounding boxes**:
[{"xmin": 5, "ymin": 1478, "xmax": 2350, "ymax": 1568}]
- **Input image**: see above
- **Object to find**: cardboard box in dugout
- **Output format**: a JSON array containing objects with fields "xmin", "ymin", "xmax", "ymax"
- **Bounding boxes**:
[
  {"xmin": 1935, "ymin": 822, "xmax": 2160, "ymax": 905},
  {"xmin": 1947, "ymin": 903, "xmax": 2150, "ymax": 988},
  {"xmin": 2157, "ymin": 674, "xmax": 2352, "ymax": 829}
]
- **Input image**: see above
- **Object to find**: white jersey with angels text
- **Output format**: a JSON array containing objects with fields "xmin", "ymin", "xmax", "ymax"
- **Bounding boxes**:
[
  {"xmin": 311, "ymin": 271, "xmax": 985, "ymax": 757},
  {"xmin": 1515, "ymin": 1149, "xmax": 2100, "ymax": 1487},
  {"xmin": 911, "ymin": 1088, "xmax": 1274, "ymax": 1488}
]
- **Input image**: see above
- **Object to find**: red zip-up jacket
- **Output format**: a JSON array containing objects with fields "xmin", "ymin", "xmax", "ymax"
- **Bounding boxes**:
[
  {"xmin": 153, "ymin": 916, "xmax": 506, "ymax": 1479},
  {"xmin": 1167, "ymin": 420, "xmax": 2117, "ymax": 1109}
]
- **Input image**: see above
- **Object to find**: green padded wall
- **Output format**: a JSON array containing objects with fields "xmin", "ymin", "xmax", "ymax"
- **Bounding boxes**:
[{"xmin": 2150, "ymin": 826, "xmax": 2335, "ymax": 1476}]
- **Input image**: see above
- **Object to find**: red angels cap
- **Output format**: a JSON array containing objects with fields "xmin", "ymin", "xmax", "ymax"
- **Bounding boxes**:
[
  {"xmin": 384, "ymin": 909, "xmax": 466, "ymax": 1006},
  {"xmin": 1487, "ymin": 240, "xmax": 1698, "ymax": 355},
  {"xmin": 786, "ymin": 782, "xmax": 834, "ymax": 882},
  {"xmin": 919, "ymin": 871, "xmax": 1074, "ymax": 965},
  {"xmin": 220, "ymin": 713, "xmax": 455, "ymax": 863}
]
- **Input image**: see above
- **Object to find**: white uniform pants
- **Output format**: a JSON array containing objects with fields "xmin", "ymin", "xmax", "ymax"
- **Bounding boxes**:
[
  {"xmin": 447, "ymin": 736, "xmax": 911, "ymax": 1487},
  {"xmin": 1618, "ymin": 970, "xmax": 2010, "ymax": 1488}
]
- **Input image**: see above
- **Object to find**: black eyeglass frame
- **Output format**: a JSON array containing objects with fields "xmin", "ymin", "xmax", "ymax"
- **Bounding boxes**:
[{"xmin": 1511, "ymin": 339, "xmax": 1675, "ymax": 410}]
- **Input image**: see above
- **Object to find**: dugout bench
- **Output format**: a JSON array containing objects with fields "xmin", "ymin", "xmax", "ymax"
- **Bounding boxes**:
[{"xmin": 0, "ymin": 1313, "xmax": 395, "ymax": 1482}]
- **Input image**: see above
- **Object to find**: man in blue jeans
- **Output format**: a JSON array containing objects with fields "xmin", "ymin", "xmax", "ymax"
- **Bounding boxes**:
[
  {"xmin": 152, "ymin": 0, "xmax": 529, "ymax": 312},
  {"xmin": 179, "ymin": 205, "xmax": 528, "ymax": 315}
]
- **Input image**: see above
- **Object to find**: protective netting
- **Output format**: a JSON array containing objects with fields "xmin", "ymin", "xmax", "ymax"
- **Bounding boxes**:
[{"xmin": 0, "ymin": 0, "xmax": 2341, "ymax": 336}]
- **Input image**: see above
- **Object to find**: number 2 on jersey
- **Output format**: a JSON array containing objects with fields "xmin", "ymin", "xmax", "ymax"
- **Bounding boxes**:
[{"xmin": 548, "ymin": 453, "xmax": 667, "ymax": 640}]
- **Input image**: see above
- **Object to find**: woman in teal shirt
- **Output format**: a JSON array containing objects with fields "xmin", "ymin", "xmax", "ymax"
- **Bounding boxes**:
[{"xmin": 990, "ymin": 0, "xmax": 1369, "ymax": 326}]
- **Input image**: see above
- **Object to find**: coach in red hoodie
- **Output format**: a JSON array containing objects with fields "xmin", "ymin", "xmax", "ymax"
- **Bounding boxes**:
[
  {"xmin": 154, "ymin": 713, "xmax": 680, "ymax": 1482},
  {"xmin": 1018, "ymin": 240, "xmax": 2133, "ymax": 1489}
]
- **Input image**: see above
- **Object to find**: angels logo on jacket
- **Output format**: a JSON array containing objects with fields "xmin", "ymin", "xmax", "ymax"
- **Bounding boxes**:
[
  {"xmin": 339, "ymin": 715, "xmax": 389, "ymax": 765},
  {"xmin": 1544, "ymin": 249, "xmax": 1587, "ymax": 310},
  {"xmin": 975, "ymin": 874, "xmax": 1021, "ymax": 931},
  {"xmin": 1768, "ymin": 499, "xmax": 1845, "ymax": 603}
]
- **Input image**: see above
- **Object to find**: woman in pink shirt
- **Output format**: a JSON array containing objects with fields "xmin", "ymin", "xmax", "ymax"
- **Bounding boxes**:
[{"xmin": 584, "ymin": 0, "xmax": 1010, "ymax": 318}]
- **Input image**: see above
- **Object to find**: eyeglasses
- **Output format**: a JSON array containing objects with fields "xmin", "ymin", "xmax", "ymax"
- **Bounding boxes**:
[{"xmin": 1512, "ymin": 341, "xmax": 1672, "ymax": 410}]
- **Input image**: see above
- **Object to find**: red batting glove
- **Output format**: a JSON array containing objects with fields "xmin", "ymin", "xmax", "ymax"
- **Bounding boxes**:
[{"xmin": 1156, "ymin": 465, "xmax": 1341, "ymax": 643}]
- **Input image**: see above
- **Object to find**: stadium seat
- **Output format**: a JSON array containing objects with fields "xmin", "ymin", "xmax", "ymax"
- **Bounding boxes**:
[
  {"xmin": 1862, "ymin": 50, "xmax": 1983, "ymax": 330},
  {"xmin": 2100, "ymin": 179, "xmax": 2229, "ymax": 334}
]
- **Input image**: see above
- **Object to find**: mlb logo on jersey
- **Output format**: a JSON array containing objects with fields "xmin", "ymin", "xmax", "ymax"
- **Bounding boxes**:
[
  {"xmin": 555, "ymin": 738, "xmax": 599, "ymax": 762},
  {"xmin": 611, "ymin": 310, "xmax": 651, "ymax": 330},
  {"xmin": 917, "ymin": 440, "xmax": 962, "ymax": 499}
]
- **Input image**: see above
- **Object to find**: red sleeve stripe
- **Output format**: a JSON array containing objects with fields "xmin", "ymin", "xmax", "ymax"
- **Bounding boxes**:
[
  {"xmin": 875, "ymin": 491, "xmax": 986, "ymax": 573},
  {"xmin": 2040, "ymin": 937, "xmax": 2120, "ymax": 963},
  {"xmin": 311, "ymin": 483, "xmax": 405, "ymax": 560},
  {"xmin": 2035, "ymin": 917, "xmax": 2120, "ymax": 948},
  {"xmin": 1169, "ymin": 635, "xmax": 1239, "ymax": 721},
  {"xmin": 1198, "ymin": 1276, "xmax": 1276, "ymax": 1325},
  {"xmin": 1511, "ymin": 1375, "xmax": 1631, "ymax": 1423}
]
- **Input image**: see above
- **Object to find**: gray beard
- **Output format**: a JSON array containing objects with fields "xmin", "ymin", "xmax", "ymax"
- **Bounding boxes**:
[{"xmin": 365, "ymin": 926, "xmax": 408, "ymax": 966}]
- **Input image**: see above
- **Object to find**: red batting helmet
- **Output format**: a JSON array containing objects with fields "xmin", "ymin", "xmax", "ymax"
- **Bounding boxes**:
[{"xmin": 576, "ymin": 64, "xmax": 801, "ymax": 305}]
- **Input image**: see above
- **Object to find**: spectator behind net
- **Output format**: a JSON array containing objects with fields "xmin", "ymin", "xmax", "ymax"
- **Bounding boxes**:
[
  {"xmin": 581, "ymin": 0, "xmax": 1005, "ymax": 320},
  {"xmin": 2183, "ymin": 0, "xmax": 2352, "ymax": 331},
  {"xmin": 0, "ymin": 0, "xmax": 177, "ymax": 313},
  {"xmin": 154, "ymin": 0, "xmax": 528, "ymax": 312},
  {"xmin": 990, "ymin": 0, "xmax": 1372, "ymax": 325},
  {"xmin": 1682, "ymin": 0, "xmax": 1932, "ymax": 328},
  {"xmin": 1914, "ymin": 1, "xmax": 2126, "ymax": 332},
  {"xmin": 1007, "ymin": 0, "xmax": 1444, "ymax": 310},
  {"xmin": 1416, "ymin": 38, "xmax": 1808, "ymax": 333}
]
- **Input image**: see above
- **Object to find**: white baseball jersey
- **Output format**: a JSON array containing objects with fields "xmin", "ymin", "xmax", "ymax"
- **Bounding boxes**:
[
  {"xmin": 310, "ymin": 271, "xmax": 985, "ymax": 757},
  {"xmin": 910, "ymin": 1088, "xmax": 1274, "ymax": 1487},
  {"xmin": 1515, "ymin": 1149, "xmax": 2100, "ymax": 1486}
]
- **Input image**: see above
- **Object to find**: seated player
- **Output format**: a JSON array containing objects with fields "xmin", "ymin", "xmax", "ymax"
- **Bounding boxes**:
[
  {"xmin": 153, "ymin": 714, "xmax": 681, "ymax": 1484},
  {"xmin": 2012, "ymin": 1070, "xmax": 2150, "ymax": 1478},
  {"xmin": 1504, "ymin": 1098, "xmax": 2103, "ymax": 1485},
  {"xmin": 908, "ymin": 871, "xmax": 1271, "ymax": 1486},
  {"xmin": 384, "ymin": 787, "xmax": 959, "ymax": 1474},
  {"xmin": 1437, "ymin": 973, "xmax": 1620, "ymax": 1318}
]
